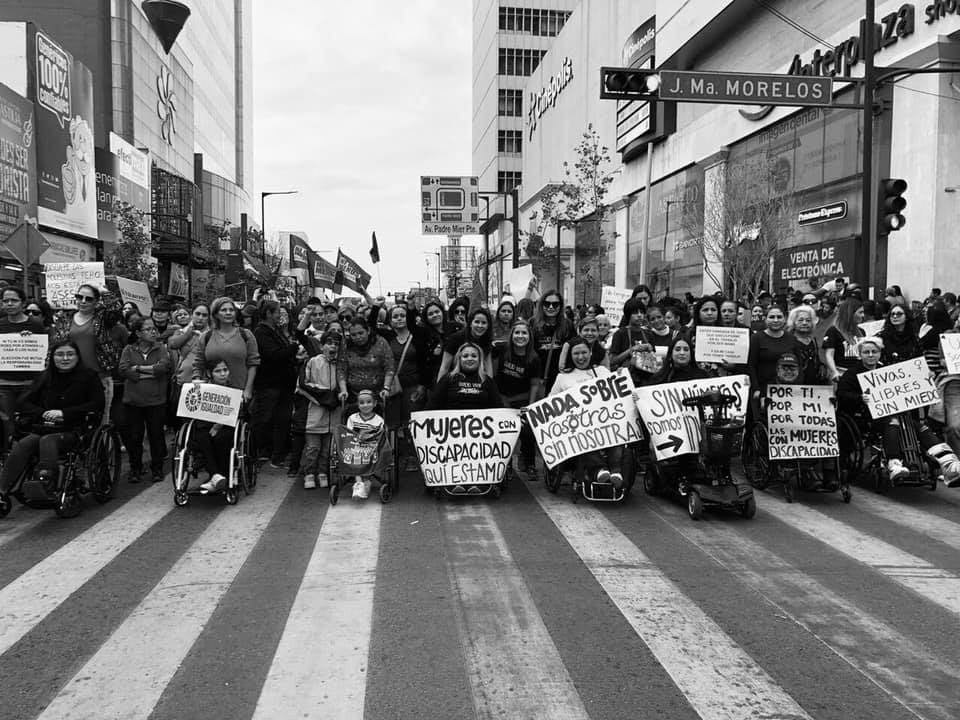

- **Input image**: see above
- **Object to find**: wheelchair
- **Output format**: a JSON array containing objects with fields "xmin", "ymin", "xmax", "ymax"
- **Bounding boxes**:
[
  {"xmin": 328, "ymin": 423, "xmax": 396, "ymax": 504},
  {"xmin": 644, "ymin": 391, "xmax": 756, "ymax": 520},
  {"xmin": 837, "ymin": 409, "xmax": 939, "ymax": 493},
  {"xmin": 543, "ymin": 441, "xmax": 639, "ymax": 503},
  {"xmin": 0, "ymin": 412, "xmax": 121, "ymax": 519},
  {"xmin": 171, "ymin": 411, "xmax": 257, "ymax": 507},
  {"xmin": 740, "ymin": 400, "xmax": 852, "ymax": 504}
]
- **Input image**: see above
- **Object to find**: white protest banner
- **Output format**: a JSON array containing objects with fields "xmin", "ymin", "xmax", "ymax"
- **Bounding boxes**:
[
  {"xmin": 858, "ymin": 320, "xmax": 885, "ymax": 337},
  {"xmin": 408, "ymin": 409, "xmax": 521, "ymax": 486},
  {"xmin": 600, "ymin": 286, "xmax": 633, "ymax": 328},
  {"xmin": 766, "ymin": 384, "xmax": 838, "ymax": 459},
  {"xmin": 0, "ymin": 333, "xmax": 49, "ymax": 371},
  {"xmin": 857, "ymin": 357, "xmax": 940, "ymax": 419},
  {"xmin": 115, "ymin": 276, "xmax": 153, "ymax": 315},
  {"xmin": 941, "ymin": 334, "xmax": 960, "ymax": 375},
  {"xmin": 177, "ymin": 383, "xmax": 244, "ymax": 427},
  {"xmin": 634, "ymin": 374, "xmax": 750, "ymax": 460},
  {"xmin": 44, "ymin": 262, "xmax": 105, "ymax": 310},
  {"xmin": 525, "ymin": 368, "xmax": 643, "ymax": 469},
  {"xmin": 694, "ymin": 325, "xmax": 750, "ymax": 364}
]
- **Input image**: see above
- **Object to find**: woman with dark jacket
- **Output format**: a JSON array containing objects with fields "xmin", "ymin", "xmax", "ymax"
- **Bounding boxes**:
[
  {"xmin": 427, "ymin": 342, "xmax": 504, "ymax": 411},
  {"xmin": 878, "ymin": 305, "xmax": 921, "ymax": 365},
  {"xmin": 919, "ymin": 301, "xmax": 954, "ymax": 377},
  {"xmin": 533, "ymin": 290, "xmax": 576, "ymax": 392},
  {"xmin": 0, "ymin": 340, "xmax": 104, "ymax": 502},
  {"xmin": 448, "ymin": 296, "xmax": 470, "ymax": 331},
  {"xmin": 251, "ymin": 300, "xmax": 299, "ymax": 467},
  {"xmin": 418, "ymin": 299, "xmax": 447, "ymax": 391}
]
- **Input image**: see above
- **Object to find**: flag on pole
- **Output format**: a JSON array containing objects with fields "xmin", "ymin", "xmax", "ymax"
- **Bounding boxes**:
[
  {"xmin": 369, "ymin": 231, "xmax": 380, "ymax": 264},
  {"xmin": 335, "ymin": 249, "xmax": 372, "ymax": 293}
]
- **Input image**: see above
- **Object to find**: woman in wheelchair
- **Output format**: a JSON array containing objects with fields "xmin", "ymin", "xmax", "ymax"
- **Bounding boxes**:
[
  {"xmin": 0, "ymin": 340, "xmax": 105, "ymax": 501},
  {"xmin": 196, "ymin": 361, "xmax": 237, "ymax": 494},
  {"xmin": 836, "ymin": 336, "xmax": 960, "ymax": 483}
]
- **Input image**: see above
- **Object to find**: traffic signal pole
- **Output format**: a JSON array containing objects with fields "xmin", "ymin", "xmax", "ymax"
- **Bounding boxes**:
[{"xmin": 861, "ymin": 0, "xmax": 876, "ymax": 294}]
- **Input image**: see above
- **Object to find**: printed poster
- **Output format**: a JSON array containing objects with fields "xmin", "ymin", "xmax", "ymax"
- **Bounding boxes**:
[{"xmin": 766, "ymin": 384, "xmax": 838, "ymax": 459}]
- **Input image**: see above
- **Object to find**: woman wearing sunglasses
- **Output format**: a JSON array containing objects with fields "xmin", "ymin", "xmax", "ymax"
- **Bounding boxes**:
[
  {"xmin": 0, "ymin": 287, "xmax": 48, "ymax": 451},
  {"xmin": 533, "ymin": 290, "xmax": 575, "ymax": 392}
]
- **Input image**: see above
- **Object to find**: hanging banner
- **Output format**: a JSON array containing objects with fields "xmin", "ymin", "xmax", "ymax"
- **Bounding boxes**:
[
  {"xmin": 857, "ymin": 357, "xmax": 940, "ymax": 419},
  {"xmin": 525, "ymin": 369, "xmax": 642, "ymax": 469},
  {"xmin": 44, "ymin": 261, "xmax": 104, "ymax": 309},
  {"xmin": 694, "ymin": 326, "xmax": 750, "ymax": 364},
  {"xmin": 766, "ymin": 384, "xmax": 838, "ymax": 459},
  {"xmin": 408, "ymin": 409, "xmax": 521, "ymax": 486},
  {"xmin": 941, "ymin": 334, "xmax": 960, "ymax": 375},
  {"xmin": 633, "ymin": 374, "xmax": 750, "ymax": 460},
  {"xmin": 0, "ymin": 333, "xmax": 48, "ymax": 371},
  {"xmin": 177, "ymin": 382, "xmax": 244, "ymax": 427},
  {"xmin": 600, "ymin": 285, "xmax": 633, "ymax": 327},
  {"xmin": 115, "ymin": 276, "xmax": 153, "ymax": 315},
  {"xmin": 0, "ymin": 82, "xmax": 37, "ymax": 241}
]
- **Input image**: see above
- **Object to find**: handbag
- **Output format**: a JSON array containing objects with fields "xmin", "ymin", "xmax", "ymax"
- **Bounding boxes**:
[{"xmin": 388, "ymin": 335, "xmax": 413, "ymax": 397}]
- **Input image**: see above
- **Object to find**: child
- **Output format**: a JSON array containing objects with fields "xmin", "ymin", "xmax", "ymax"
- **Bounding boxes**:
[
  {"xmin": 346, "ymin": 389, "xmax": 384, "ymax": 499},
  {"xmin": 198, "ymin": 360, "xmax": 237, "ymax": 494},
  {"xmin": 296, "ymin": 331, "xmax": 341, "ymax": 489}
]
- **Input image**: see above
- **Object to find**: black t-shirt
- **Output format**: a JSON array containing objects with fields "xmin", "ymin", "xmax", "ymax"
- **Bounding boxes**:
[
  {"xmin": 495, "ymin": 351, "xmax": 542, "ymax": 400},
  {"xmin": 426, "ymin": 372, "xmax": 504, "ymax": 410},
  {"xmin": 822, "ymin": 326, "xmax": 863, "ymax": 370},
  {"xmin": 443, "ymin": 329, "xmax": 492, "ymax": 358}
]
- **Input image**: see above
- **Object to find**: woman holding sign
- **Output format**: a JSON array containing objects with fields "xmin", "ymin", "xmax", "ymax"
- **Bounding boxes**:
[
  {"xmin": 610, "ymin": 299, "xmax": 672, "ymax": 386},
  {"xmin": 747, "ymin": 305, "xmax": 797, "ymax": 405},
  {"xmin": 0, "ymin": 288, "xmax": 47, "ymax": 453},
  {"xmin": 495, "ymin": 319, "xmax": 542, "ymax": 473}
]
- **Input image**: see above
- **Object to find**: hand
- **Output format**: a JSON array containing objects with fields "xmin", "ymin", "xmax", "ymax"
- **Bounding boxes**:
[
  {"xmin": 42, "ymin": 410, "xmax": 64, "ymax": 423},
  {"xmin": 411, "ymin": 385, "xmax": 425, "ymax": 403},
  {"xmin": 242, "ymin": 388, "xmax": 253, "ymax": 403},
  {"xmin": 379, "ymin": 388, "xmax": 390, "ymax": 404},
  {"xmin": 20, "ymin": 329, "xmax": 33, "ymax": 336},
  {"xmin": 862, "ymin": 392, "xmax": 872, "ymax": 404},
  {"xmin": 752, "ymin": 390, "xmax": 760, "ymax": 400},
  {"xmin": 210, "ymin": 424, "xmax": 222, "ymax": 437},
  {"xmin": 338, "ymin": 390, "xmax": 349, "ymax": 404}
]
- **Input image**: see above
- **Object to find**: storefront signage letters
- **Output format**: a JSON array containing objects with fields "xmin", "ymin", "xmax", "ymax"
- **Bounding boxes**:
[
  {"xmin": 527, "ymin": 57, "xmax": 573, "ymax": 139},
  {"xmin": 797, "ymin": 201, "xmax": 847, "ymax": 226}
]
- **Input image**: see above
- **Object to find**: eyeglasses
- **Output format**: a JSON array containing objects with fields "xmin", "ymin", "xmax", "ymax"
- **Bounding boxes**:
[
  {"xmin": 25, "ymin": 309, "xmax": 42, "ymax": 316},
  {"xmin": 454, "ymin": 309, "xmax": 466, "ymax": 316},
  {"xmin": 75, "ymin": 294, "xmax": 96, "ymax": 302},
  {"xmin": 543, "ymin": 301, "xmax": 561, "ymax": 308},
  {"xmin": 53, "ymin": 351, "xmax": 77, "ymax": 359},
  {"xmin": 890, "ymin": 311, "xmax": 905, "ymax": 317}
]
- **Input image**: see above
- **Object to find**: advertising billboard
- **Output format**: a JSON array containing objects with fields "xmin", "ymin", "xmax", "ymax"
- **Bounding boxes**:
[
  {"xmin": 95, "ymin": 142, "xmax": 151, "ymax": 243},
  {"xmin": 0, "ymin": 81, "xmax": 37, "ymax": 241}
]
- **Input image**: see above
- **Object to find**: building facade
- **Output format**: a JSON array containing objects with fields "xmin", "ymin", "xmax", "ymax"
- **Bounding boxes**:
[{"xmin": 516, "ymin": 0, "xmax": 960, "ymax": 304}]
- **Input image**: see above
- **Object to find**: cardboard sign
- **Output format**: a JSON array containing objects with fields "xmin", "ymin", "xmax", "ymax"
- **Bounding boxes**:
[
  {"xmin": 525, "ymin": 368, "xmax": 643, "ymax": 469},
  {"xmin": 176, "ymin": 382, "xmax": 244, "ymax": 427},
  {"xmin": 766, "ymin": 385, "xmax": 838, "ymax": 459},
  {"xmin": 857, "ymin": 357, "xmax": 940, "ymax": 419},
  {"xmin": 858, "ymin": 320, "xmax": 884, "ymax": 337},
  {"xmin": 409, "ymin": 409, "xmax": 521, "ymax": 486},
  {"xmin": 941, "ymin": 334, "xmax": 960, "ymax": 375},
  {"xmin": 0, "ymin": 333, "xmax": 48, "ymax": 371},
  {"xmin": 600, "ymin": 286, "xmax": 633, "ymax": 328},
  {"xmin": 115, "ymin": 276, "xmax": 153, "ymax": 315},
  {"xmin": 44, "ymin": 261, "xmax": 105, "ymax": 309},
  {"xmin": 694, "ymin": 325, "xmax": 750, "ymax": 364},
  {"xmin": 634, "ymin": 374, "xmax": 750, "ymax": 460}
]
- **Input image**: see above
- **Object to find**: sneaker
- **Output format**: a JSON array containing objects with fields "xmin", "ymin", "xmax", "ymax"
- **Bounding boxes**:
[
  {"xmin": 128, "ymin": 470, "xmax": 142, "ymax": 484},
  {"xmin": 317, "ymin": 473, "xmax": 329, "ymax": 488},
  {"xmin": 269, "ymin": 461, "xmax": 285, "ymax": 470},
  {"xmin": 200, "ymin": 473, "xmax": 226, "ymax": 494},
  {"xmin": 595, "ymin": 469, "xmax": 611, "ymax": 484},
  {"xmin": 356, "ymin": 478, "xmax": 371, "ymax": 499},
  {"xmin": 352, "ymin": 477, "xmax": 365, "ymax": 499},
  {"xmin": 887, "ymin": 458, "xmax": 909, "ymax": 481},
  {"xmin": 303, "ymin": 474, "xmax": 316, "ymax": 490},
  {"xmin": 609, "ymin": 472, "xmax": 624, "ymax": 489}
]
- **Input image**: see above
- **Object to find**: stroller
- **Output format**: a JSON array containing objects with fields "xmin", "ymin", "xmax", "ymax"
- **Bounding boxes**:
[{"xmin": 328, "ymin": 423, "xmax": 396, "ymax": 504}]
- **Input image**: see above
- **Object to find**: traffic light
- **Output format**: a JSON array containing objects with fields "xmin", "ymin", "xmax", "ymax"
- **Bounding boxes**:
[
  {"xmin": 878, "ymin": 178, "xmax": 907, "ymax": 233},
  {"xmin": 599, "ymin": 67, "xmax": 661, "ymax": 100}
]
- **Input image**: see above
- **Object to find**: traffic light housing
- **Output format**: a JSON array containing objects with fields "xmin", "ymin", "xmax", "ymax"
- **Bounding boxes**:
[
  {"xmin": 878, "ymin": 178, "xmax": 907, "ymax": 233},
  {"xmin": 600, "ymin": 67, "xmax": 661, "ymax": 100}
]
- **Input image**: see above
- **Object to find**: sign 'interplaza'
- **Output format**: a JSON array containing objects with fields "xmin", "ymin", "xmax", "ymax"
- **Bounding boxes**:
[{"xmin": 658, "ymin": 70, "xmax": 833, "ymax": 107}]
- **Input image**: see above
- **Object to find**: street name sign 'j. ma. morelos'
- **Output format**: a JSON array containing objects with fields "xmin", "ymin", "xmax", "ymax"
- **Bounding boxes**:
[{"xmin": 658, "ymin": 70, "xmax": 833, "ymax": 107}]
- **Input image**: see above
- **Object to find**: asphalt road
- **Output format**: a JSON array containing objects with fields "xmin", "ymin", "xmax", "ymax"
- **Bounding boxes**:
[{"xmin": 1, "ymin": 463, "xmax": 959, "ymax": 720}]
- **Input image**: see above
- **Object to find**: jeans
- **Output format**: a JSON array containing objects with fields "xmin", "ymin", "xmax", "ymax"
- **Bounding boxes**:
[
  {"xmin": 298, "ymin": 432, "xmax": 331, "ymax": 479},
  {"xmin": 0, "ymin": 432, "xmax": 77, "ymax": 492},
  {"xmin": 195, "ymin": 425, "xmax": 234, "ymax": 477},
  {"xmin": 251, "ymin": 386, "xmax": 294, "ymax": 463},
  {"xmin": 125, "ymin": 403, "xmax": 167, "ymax": 474},
  {"xmin": 0, "ymin": 382, "xmax": 31, "ymax": 451}
]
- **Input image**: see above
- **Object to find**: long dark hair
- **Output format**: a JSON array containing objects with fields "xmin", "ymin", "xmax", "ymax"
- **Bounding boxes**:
[
  {"xmin": 649, "ymin": 334, "xmax": 698, "ymax": 384},
  {"xmin": 560, "ymin": 335, "xmax": 596, "ymax": 372},
  {"xmin": 691, "ymin": 295, "xmax": 722, "ymax": 328},
  {"xmin": 47, "ymin": 339, "xmax": 86, "ymax": 374},
  {"xmin": 422, "ymin": 299, "xmax": 447, "ymax": 335},
  {"xmin": 502, "ymin": 318, "xmax": 535, "ymax": 365},
  {"xmin": 535, "ymin": 289, "xmax": 574, "ymax": 339},
  {"xmin": 464, "ymin": 307, "xmax": 494, "ymax": 346}
]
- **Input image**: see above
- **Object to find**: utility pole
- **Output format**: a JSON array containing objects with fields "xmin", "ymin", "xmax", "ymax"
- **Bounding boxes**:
[{"xmin": 860, "ymin": 0, "xmax": 875, "ymax": 293}]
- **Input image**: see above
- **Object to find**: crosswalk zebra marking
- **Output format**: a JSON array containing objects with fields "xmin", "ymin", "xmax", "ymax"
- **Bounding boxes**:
[
  {"xmin": 0, "ymin": 483, "xmax": 171, "ymax": 656},
  {"xmin": 848, "ymin": 491, "xmax": 960, "ymax": 552},
  {"xmin": 0, "ymin": 508, "xmax": 49, "ymax": 552},
  {"xmin": 648, "ymin": 500, "xmax": 960, "ymax": 720},
  {"xmin": 529, "ymin": 484, "xmax": 813, "ymax": 720},
  {"xmin": 763, "ymin": 501, "xmax": 960, "ymax": 617},
  {"xmin": 252, "ymin": 500, "xmax": 382, "ymax": 720},
  {"xmin": 34, "ymin": 480, "xmax": 290, "ymax": 720},
  {"xmin": 441, "ymin": 504, "xmax": 591, "ymax": 720}
]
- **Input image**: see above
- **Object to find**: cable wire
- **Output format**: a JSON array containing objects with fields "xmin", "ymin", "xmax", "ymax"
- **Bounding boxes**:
[{"xmin": 749, "ymin": 0, "xmax": 835, "ymax": 50}]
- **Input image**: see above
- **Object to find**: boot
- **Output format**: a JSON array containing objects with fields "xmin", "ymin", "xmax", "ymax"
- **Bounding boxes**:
[{"xmin": 927, "ymin": 443, "xmax": 960, "ymax": 488}]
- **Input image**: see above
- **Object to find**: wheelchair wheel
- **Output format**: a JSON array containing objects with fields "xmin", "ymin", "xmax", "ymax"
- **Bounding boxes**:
[
  {"xmin": 237, "ymin": 422, "xmax": 257, "ymax": 495},
  {"xmin": 783, "ymin": 468, "xmax": 797, "ymax": 503},
  {"xmin": 740, "ymin": 496, "xmax": 758, "ymax": 519},
  {"xmin": 329, "ymin": 483, "xmax": 340, "ymax": 505},
  {"xmin": 89, "ymin": 426, "xmax": 121, "ymax": 504},
  {"xmin": 54, "ymin": 468, "xmax": 82, "ymax": 519},
  {"xmin": 174, "ymin": 490, "xmax": 189, "ymax": 507},
  {"xmin": 741, "ymin": 424, "xmax": 770, "ymax": 490},
  {"xmin": 0, "ymin": 494, "xmax": 11, "ymax": 517},
  {"xmin": 545, "ymin": 467, "xmax": 561, "ymax": 493},
  {"xmin": 225, "ymin": 488, "xmax": 239, "ymax": 505},
  {"xmin": 841, "ymin": 486, "xmax": 852, "ymax": 503},
  {"xmin": 837, "ymin": 412, "xmax": 865, "ymax": 482},
  {"xmin": 379, "ymin": 482, "xmax": 393, "ymax": 504},
  {"xmin": 687, "ymin": 491, "xmax": 703, "ymax": 520}
]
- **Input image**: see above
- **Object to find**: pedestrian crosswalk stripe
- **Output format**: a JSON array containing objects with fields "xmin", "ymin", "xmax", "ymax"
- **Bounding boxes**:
[
  {"xmin": 0, "ymin": 508, "xmax": 48, "ymax": 552},
  {"xmin": 763, "ymin": 501, "xmax": 960, "ymax": 617},
  {"xmin": 0, "ymin": 483, "xmax": 171, "ymax": 656},
  {"xmin": 848, "ymin": 491, "xmax": 960, "ymax": 552},
  {"xmin": 529, "ymin": 484, "xmax": 813, "ymax": 720},
  {"xmin": 34, "ymin": 480, "xmax": 290, "ymax": 720},
  {"xmin": 647, "ymin": 500, "xmax": 960, "ymax": 719},
  {"xmin": 252, "ymin": 500, "xmax": 382, "ymax": 720},
  {"xmin": 441, "ymin": 504, "xmax": 591, "ymax": 720}
]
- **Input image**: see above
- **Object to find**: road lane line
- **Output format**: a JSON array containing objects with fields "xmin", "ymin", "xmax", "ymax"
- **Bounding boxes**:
[
  {"xmin": 848, "ymin": 492, "xmax": 960, "ymax": 551},
  {"xmin": 0, "ymin": 484, "xmax": 170, "ymax": 656},
  {"xmin": 35, "ymin": 480, "xmax": 290, "ymax": 720},
  {"xmin": 252, "ymin": 501, "xmax": 382, "ymax": 720},
  {"xmin": 529, "ymin": 485, "xmax": 812, "ymax": 720},
  {"xmin": 649, "ymin": 500, "xmax": 960, "ymax": 720},
  {"xmin": 442, "ymin": 504, "xmax": 591, "ymax": 720},
  {"xmin": 763, "ymin": 501, "xmax": 960, "ymax": 617}
]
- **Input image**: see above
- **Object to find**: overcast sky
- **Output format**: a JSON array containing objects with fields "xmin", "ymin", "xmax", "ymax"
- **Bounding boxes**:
[{"xmin": 252, "ymin": 0, "xmax": 473, "ymax": 297}]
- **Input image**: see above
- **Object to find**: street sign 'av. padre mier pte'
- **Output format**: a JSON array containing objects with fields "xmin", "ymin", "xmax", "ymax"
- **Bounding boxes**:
[{"xmin": 657, "ymin": 70, "xmax": 833, "ymax": 107}]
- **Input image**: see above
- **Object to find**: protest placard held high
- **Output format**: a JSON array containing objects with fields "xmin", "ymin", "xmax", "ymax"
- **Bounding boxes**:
[{"xmin": 857, "ymin": 357, "xmax": 940, "ymax": 419}]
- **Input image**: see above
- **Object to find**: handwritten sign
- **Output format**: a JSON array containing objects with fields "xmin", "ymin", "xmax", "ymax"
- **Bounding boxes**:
[
  {"xmin": 44, "ymin": 262, "xmax": 105, "ymax": 310},
  {"xmin": 600, "ymin": 286, "xmax": 633, "ymax": 328},
  {"xmin": 176, "ymin": 382, "xmax": 244, "ymax": 427},
  {"xmin": 525, "ymin": 368, "xmax": 642, "ymax": 469},
  {"xmin": 0, "ymin": 333, "xmax": 48, "ymax": 371},
  {"xmin": 858, "ymin": 320, "xmax": 885, "ymax": 337},
  {"xmin": 766, "ymin": 385, "xmax": 838, "ymax": 459},
  {"xmin": 941, "ymin": 333, "xmax": 960, "ymax": 375},
  {"xmin": 857, "ymin": 357, "xmax": 940, "ymax": 419},
  {"xmin": 634, "ymin": 374, "xmax": 750, "ymax": 460},
  {"xmin": 409, "ymin": 409, "xmax": 521, "ymax": 486},
  {"xmin": 694, "ymin": 325, "xmax": 750, "ymax": 364},
  {"xmin": 116, "ymin": 276, "xmax": 153, "ymax": 315}
]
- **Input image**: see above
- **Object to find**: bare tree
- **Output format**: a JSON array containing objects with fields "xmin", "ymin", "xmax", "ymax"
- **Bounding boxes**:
[{"xmin": 103, "ymin": 201, "xmax": 158, "ymax": 286}]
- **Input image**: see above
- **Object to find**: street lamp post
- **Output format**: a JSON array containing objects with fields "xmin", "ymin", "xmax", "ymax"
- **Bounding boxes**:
[
  {"xmin": 423, "ymin": 251, "xmax": 441, "ymax": 297},
  {"xmin": 260, "ymin": 190, "xmax": 298, "ymax": 263}
]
